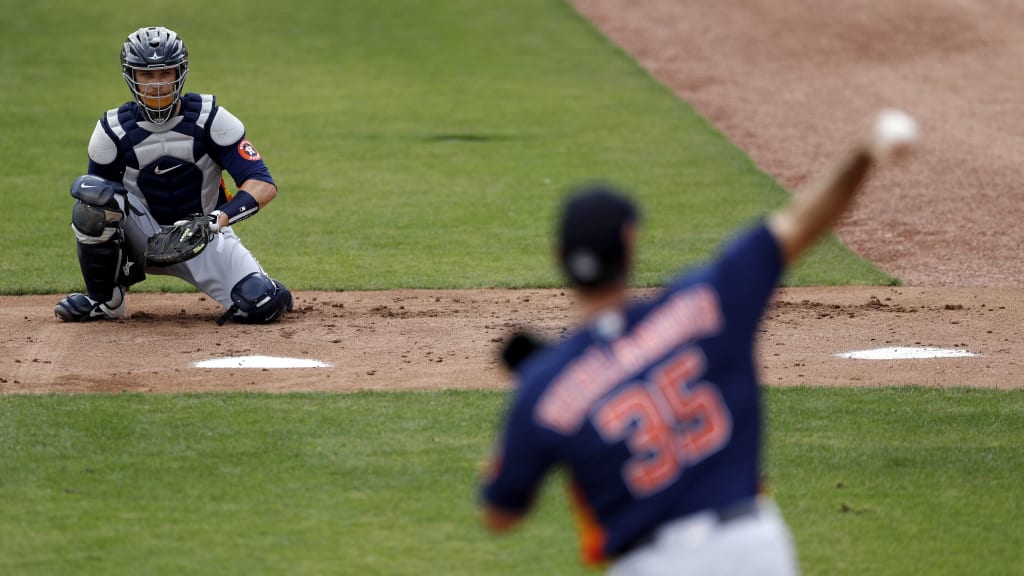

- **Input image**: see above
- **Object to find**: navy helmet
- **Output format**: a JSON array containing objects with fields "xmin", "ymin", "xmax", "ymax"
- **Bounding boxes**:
[
  {"xmin": 120, "ymin": 26, "xmax": 189, "ymax": 123},
  {"xmin": 558, "ymin": 183, "xmax": 640, "ymax": 291}
]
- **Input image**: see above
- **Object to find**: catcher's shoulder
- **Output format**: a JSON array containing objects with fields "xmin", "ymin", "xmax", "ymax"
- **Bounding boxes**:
[{"xmin": 185, "ymin": 94, "xmax": 247, "ymax": 146}]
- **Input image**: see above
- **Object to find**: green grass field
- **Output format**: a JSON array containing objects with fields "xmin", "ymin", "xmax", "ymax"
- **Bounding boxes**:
[
  {"xmin": 1, "ymin": 1, "xmax": 1018, "ymax": 575},
  {"xmin": 1, "ymin": 390, "xmax": 1021, "ymax": 576}
]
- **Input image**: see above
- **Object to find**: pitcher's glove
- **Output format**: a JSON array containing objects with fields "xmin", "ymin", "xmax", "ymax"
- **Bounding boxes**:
[
  {"xmin": 145, "ymin": 214, "xmax": 216, "ymax": 266},
  {"xmin": 500, "ymin": 331, "xmax": 547, "ymax": 371}
]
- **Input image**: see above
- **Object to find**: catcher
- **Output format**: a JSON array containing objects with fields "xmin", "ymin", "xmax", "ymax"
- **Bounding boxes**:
[{"xmin": 55, "ymin": 26, "xmax": 291, "ymax": 324}]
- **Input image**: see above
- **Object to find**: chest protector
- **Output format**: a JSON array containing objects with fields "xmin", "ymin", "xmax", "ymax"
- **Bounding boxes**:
[{"xmin": 103, "ymin": 94, "xmax": 228, "ymax": 225}]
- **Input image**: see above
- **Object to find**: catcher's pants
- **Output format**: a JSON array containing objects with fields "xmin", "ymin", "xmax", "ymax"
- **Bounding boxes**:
[
  {"xmin": 120, "ymin": 194, "xmax": 265, "ymax": 309},
  {"xmin": 608, "ymin": 497, "xmax": 799, "ymax": 576}
]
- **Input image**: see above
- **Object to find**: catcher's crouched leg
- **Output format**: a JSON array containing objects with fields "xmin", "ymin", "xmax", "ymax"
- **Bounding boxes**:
[
  {"xmin": 56, "ymin": 175, "xmax": 145, "ymax": 322},
  {"xmin": 217, "ymin": 272, "xmax": 293, "ymax": 325}
]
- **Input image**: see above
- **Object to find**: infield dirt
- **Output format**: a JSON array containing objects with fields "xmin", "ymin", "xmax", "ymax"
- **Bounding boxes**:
[{"xmin": 3, "ymin": 1, "xmax": 1022, "ymax": 393}]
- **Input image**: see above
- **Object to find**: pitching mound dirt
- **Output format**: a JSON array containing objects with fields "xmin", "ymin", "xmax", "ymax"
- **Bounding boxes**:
[{"xmin": 2, "ymin": 287, "xmax": 1021, "ymax": 393}]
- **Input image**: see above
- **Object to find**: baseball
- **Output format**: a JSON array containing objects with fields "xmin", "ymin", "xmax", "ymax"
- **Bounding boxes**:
[{"xmin": 871, "ymin": 109, "xmax": 918, "ymax": 160}]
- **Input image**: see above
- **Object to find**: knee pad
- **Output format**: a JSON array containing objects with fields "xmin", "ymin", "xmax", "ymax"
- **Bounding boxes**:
[
  {"xmin": 218, "ymin": 272, "xmax": 293, "ymax": 325},
  {"xmin": 70, "ymin": 175, "xmax": 126, "ymax": 244}
]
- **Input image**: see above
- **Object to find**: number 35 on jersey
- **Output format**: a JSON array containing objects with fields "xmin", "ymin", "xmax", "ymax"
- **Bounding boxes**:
[{"xmin": 593, "ymin": 347, "xmax": 732, "ymax": 497}]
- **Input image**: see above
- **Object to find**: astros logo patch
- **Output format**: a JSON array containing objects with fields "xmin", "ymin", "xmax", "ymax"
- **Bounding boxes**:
[{"xmin": 238, "ymin": 139, "xmax": 262, "ymax": 161}]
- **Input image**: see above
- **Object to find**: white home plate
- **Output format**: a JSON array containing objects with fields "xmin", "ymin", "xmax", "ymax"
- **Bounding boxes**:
[
  {"xmin": 836, "ymin": 347, "xmax": 979, "ymax": 360},
  {"xmin": 194, "ymin": 355, "xmax": 332, "ymax": 369}
]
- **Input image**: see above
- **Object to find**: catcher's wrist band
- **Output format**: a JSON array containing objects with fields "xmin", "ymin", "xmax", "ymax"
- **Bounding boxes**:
[{"xmin": 214, "ymin": 190, "xmax": 260, "ymax": 225}]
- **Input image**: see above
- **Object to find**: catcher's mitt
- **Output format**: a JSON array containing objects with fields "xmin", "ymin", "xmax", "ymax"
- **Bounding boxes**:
[{"xmin": 145, "ymin": 214, "xmax": 215, "ymax": 266}]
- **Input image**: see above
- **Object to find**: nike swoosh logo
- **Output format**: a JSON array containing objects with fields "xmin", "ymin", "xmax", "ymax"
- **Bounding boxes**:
[
  {"xmin": 154, "ymin": 163, "xmax": 183, "ymax": 175},
  {"xmin": 81, "ymin": 184, "xmax": 96, "ymax": 188}
]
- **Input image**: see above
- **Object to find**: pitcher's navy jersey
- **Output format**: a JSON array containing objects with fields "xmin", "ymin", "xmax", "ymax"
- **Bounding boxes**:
[
  {"xmin": 86, "ymin": 93, "xmax": 274, "ymax": 225},
  {"xmin": 482, "ymin": 222, "xmax": 783, "ymax": 563}
]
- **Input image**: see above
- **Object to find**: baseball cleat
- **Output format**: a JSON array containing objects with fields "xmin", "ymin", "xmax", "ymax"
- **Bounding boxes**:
[{"xmin": 54, "ymin": 288, "xmax": 126, "ymax": 322}]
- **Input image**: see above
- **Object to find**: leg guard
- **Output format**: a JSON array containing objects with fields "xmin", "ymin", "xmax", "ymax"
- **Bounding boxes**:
[
  {"xmin": 69, "ymin": 176, "xmax": 144, "ymax": 302},
  {"xmin": 217, "ymin": 272, "xmax": 293, "ymax": 325}
]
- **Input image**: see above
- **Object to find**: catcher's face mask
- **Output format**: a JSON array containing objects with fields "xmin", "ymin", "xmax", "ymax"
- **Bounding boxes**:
[{"xmin": 129, "ymin": 67, "xmax": 182, "ymax": 117}]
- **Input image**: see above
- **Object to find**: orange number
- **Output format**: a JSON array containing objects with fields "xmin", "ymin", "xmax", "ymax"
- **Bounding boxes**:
[
  {"xmin": 594, "ymin": 386, "xmax": 680, "ymax": 496},
  {"xmin": 593, "ymin": 349, "xmax": 732, "ymax": 496},
  {"xmin": 653, "ymin": 349, "xmax": 732, "ymax": 462}
]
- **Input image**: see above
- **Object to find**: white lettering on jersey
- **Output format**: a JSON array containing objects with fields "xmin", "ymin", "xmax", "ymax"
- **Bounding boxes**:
[{"xmin": 536, "ymin": 285, "xmax": 724, "ymax": 434}]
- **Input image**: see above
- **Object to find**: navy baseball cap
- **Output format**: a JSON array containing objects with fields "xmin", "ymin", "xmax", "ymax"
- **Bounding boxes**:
[{"xmin": 558, "ymin": 183, "xmax": 640, "ymax": 291}]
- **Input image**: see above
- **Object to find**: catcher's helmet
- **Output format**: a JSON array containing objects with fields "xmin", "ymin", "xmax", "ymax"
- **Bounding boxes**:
[{"xmin": 120, "ymin": 26, "xmax": 188, "ymax": 124}]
